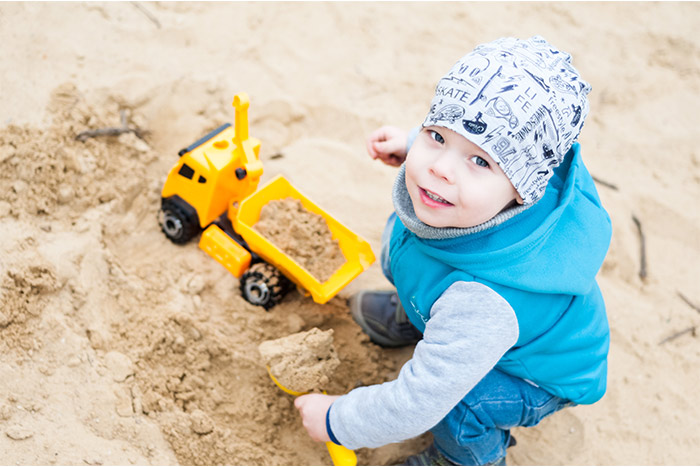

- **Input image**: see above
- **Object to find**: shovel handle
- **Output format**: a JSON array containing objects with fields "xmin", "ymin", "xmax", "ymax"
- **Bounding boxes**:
[
  {"xmin": 266, "ymin": 368, "xmax": 355, "ymax": 464},
  {"xmin": 326, "ymin": 441, "xmax": 357, "ymax": 466}
]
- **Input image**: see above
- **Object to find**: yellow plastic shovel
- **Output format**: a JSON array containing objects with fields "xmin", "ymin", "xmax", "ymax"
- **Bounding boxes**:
[{"xmin": 266, "ymin": 366, "xmax": 358, "ymax": 466}]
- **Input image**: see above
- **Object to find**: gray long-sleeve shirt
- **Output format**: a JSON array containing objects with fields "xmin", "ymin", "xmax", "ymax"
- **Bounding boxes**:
[{"xmin": 329, "ymin": 281, "xmax": 519, "ymax": 449}]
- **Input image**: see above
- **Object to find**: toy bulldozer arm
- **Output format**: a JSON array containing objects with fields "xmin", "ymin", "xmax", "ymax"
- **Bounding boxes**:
[
  {"xmin": 198, "ymin": 93, "xmax": 263, "ymax": 282},
  {"xmin": 232, "ymin": 93, "xmax": 263, "ymax": 181},
  {"xmin": 233, "ymin": 94, "xmax": 250, "ymax": 141}
]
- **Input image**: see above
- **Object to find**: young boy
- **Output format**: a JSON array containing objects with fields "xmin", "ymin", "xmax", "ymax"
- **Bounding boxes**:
[{"xmin": 295, "ymin": 36, "xmax": 611, "ymax": 466}]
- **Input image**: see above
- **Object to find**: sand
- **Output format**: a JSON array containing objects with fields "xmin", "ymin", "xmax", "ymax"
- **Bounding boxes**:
[
  {"xmin": 1, "ymin": 2, "xmax": 699, "ymax": 465},
  {"xmin": 255, "ymin": 198, "xmax": 346, "ymax": 282},
  {"xmin": 258, "ymin": 327, "xmax": 340, "ymax": 394}
]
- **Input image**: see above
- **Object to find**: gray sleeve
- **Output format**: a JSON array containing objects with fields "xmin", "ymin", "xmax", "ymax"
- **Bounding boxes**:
[{"xmin": 329, "ymin": 281, "xmax": 519, "ymax": 449}]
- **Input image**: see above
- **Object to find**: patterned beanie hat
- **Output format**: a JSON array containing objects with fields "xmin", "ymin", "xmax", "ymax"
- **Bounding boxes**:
[{"xmin": 423, "ymin": 36, "xmax": 591, "ymax": 204}]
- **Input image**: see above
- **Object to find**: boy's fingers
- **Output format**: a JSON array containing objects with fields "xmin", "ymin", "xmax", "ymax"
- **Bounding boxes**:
[
  {"xmin": 367, "ymin": 133, "xmax": 388, "ymax": 159},
  {"xmin": 369, "ymin": 126, "xmax": 390, "ymax": 141},
  {"xmin": 374, "ymin": 140, "xmax": 398, "ymax": 156},
  {"xmin": 367, "ymin": 126, "xmax": 407, "ymax": 163},
  {"xmin": 366, "ymin": 139, "xmax": 379, "ymax": 159},
  {"xmin": 374, "ymin": 142, "xmax": 405, "ymax": 165}
]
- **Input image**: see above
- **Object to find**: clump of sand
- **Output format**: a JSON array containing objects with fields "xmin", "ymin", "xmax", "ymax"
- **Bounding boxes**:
[
  {"xmin": 254, "ymin": 198, "xmax": 346, "ymax": 282},
  {"xmin": 258, "ymin": 327, "xmax": 340, "ymax": 394}
]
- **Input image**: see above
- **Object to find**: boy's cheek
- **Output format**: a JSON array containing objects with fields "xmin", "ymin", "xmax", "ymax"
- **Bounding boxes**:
[
  {"xmin": 404, "ymin": 155, "xmax": 424, "ymax": 184},
  {"xmin": 404, "ymin": 172, "xmax": 420, "ymax": 204}
]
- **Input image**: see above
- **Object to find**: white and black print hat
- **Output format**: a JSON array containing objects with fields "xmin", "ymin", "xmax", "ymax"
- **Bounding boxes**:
[{"xmin": 423, "ymin": 36, "xmax": 591, "ymax": 204}]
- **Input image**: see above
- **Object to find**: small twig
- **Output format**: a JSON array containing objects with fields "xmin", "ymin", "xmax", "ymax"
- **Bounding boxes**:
[
  {"xmin": 592, "ymin": 175, "xmax": 619, "ymax": 191},
  {"xmin": 75, "ymin": 127, "xmax": 136, "ymax": 142},
  {"xmin": 678, "ymin": 291, "xmax": 700, "ymax": 314},
  {"xmin": 75, "ymin": 110, "xmax": 144, "ymax": 142},
  {"xmin": 658, "ymin": 326, "xmax": 697, "ymax": 345},
  {"xmin": 131, "ymin": 1, "xmax": 161, "ymax": 29},
  {"xmin": 631, "ymin": 215, "xmax": 647, "ymax": 280}
]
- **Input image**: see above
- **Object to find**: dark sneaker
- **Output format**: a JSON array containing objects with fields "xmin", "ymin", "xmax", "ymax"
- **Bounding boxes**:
[
  {"xmin": 401, "ymin": 437, "xmax": 515, "ymax": 466},
  {"xmin": 400, "ymin": 442, "xmax": 509, "ymax": 466},
  {"xmin": 401, "ymin": 443, "xmax": 457, "ymax": 466},
  {"xmin": 349, "ymin": 290, "xmax": 422, "ymax": 347}
]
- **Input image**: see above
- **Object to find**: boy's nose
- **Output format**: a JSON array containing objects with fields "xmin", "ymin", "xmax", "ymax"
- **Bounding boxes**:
[{"xmin": 429, "ymin": 155, "xmax": 456, "ymax": 184}]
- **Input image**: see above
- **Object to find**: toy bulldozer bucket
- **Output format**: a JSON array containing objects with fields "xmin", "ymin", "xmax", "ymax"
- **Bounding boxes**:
[{"xmin": 234, "ymin": 175, "xmax": 375, "ymax": 304}]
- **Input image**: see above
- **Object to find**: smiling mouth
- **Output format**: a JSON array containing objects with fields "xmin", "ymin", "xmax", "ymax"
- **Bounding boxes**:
[{"xmin": 420, "ymin": 188, "xmax": 454, "ymax": 206}]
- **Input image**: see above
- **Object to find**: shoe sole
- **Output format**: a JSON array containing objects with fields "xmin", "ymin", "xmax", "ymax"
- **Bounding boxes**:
[{"xmin": 348, "ymin": 290, "xmax": 408, "ymax": 348}]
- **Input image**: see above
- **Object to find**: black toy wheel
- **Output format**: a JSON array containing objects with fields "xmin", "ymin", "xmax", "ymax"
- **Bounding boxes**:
[
  {"xmin": 159, "ymin": 197, "xmax": 201, "ymax": 244},
  {"xmin": 240, "ymin": 262, "xmax": 293, "ymax": 310}
]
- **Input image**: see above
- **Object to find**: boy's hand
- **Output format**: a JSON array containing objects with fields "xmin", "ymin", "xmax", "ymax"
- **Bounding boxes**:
[
  {"xmin": 294, "ymin": 393, "xmax": 340, "ymax": 442},
  {"xmin": 366, "ymin": 126, "xmax": 408, "ymax": 167}
]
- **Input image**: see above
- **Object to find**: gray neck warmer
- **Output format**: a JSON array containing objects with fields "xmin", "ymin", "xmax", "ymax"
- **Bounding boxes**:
[{"xmin": 392, "ymin": 165, "xmax": 531, "ymax": 240}]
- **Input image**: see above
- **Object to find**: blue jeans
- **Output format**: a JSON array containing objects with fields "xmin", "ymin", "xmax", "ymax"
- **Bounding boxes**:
[
  {"xmin": 431, "ymin": 369, "xmax": 574, "ymax": 465},
  {"xmin": 380, "ymin": 214, "xmax": 573, "ymax": 465}
]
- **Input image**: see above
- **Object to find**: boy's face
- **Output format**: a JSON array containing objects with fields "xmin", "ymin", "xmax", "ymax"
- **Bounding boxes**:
[{"xmin": 405, "ymin": 126, "xmax": 522, "ymax": 229}]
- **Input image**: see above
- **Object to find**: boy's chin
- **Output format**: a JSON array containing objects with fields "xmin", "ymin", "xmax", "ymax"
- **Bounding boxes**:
[
  {"xmin": 415, "ymin": 209, "xmax": 482, "ymax": 229},
  {"xmin": 414, "ymin": 210, "xmax": 451, "ymax": 229}
]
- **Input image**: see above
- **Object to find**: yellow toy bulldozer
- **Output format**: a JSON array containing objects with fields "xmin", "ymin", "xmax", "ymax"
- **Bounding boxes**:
[{"xmin": 159, "ymin": 93, "xmax": 375, "ymax": 309}]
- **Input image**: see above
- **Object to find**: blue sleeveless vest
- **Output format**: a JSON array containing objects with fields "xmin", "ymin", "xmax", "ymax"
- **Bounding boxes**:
[{"xmin": 389, "ymin": 144, "xmax": 611, "ymax": 404}]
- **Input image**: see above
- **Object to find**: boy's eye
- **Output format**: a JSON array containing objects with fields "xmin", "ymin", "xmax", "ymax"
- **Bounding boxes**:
[
  {"xmin": 429, "ymin": 130, "xmax": 445, "ymax": 144},
  {"xmin": 471, "ymin": 155, "xmax": 490, "ymax": 168}
]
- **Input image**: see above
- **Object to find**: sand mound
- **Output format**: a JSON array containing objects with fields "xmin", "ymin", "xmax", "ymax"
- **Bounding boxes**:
[{"xmin": 0, "ymin": 83, "xmax": 420, "ymax": 465}]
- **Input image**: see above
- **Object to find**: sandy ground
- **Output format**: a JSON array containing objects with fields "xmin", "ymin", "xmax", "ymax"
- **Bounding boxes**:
[{"xmin": 1, "ymin": 2, "xmax": 699, "ymax": 465}]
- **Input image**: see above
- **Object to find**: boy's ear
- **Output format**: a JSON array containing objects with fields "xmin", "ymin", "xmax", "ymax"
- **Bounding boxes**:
[{"xmin": 515, "ymin": 192, "xmax": 524, "ymax": 205}]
